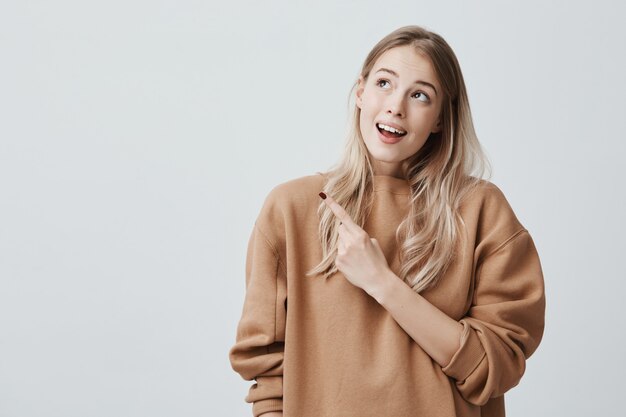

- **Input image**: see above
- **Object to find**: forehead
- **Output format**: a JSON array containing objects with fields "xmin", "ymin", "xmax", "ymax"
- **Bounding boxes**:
[{"xmin": 372, "ymin": 46, "xmax": 438, "ymax": 85}]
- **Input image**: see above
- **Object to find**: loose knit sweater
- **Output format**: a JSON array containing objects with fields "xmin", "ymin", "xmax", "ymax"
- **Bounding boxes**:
[{"xmin": 229, "ymin": 172, "xmax": 545, "ymax": 417}]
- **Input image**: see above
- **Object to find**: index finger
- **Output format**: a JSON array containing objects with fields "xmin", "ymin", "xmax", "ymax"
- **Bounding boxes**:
[{"xmin": 318, "ymin": 192, "xmax": 358, "ymax": 230}]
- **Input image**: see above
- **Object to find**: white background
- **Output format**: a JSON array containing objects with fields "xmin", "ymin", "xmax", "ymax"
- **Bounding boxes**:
[{"xmin": 1, "ymin": 1, "xmax": 624, "ymax": 416}]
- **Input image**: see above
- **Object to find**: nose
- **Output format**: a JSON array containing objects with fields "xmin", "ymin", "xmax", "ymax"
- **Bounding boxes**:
[{"xmin": 386, "ymin": 92, "xmax": 405, "ymax": 118}]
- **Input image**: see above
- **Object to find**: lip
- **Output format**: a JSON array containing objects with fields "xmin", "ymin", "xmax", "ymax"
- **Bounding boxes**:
[
  {"xmin": 377, "ymin": 125, "xmax": 405, "ymax": 144},
  {"xmin": 376, "ymin": 120, "xmax": 407, "ymax": 132}
]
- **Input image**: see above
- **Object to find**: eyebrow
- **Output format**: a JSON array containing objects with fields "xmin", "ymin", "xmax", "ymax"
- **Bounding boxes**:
[{"xmin": 375, "ymin": 68, "xmax": 438, "ymax": 96}]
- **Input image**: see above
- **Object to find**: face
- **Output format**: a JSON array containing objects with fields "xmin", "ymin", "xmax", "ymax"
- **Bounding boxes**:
[{"xmin": 356, "ymin": 45, "xmax": 443, "ymax": 178}]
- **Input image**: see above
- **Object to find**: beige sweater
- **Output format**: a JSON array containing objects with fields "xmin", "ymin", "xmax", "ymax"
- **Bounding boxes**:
[{"xmin": 229, "ymin": 173, "xmax": 545, "ymax": 417}]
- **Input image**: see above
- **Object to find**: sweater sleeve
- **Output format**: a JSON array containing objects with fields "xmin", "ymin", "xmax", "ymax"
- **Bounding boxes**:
[
  {"xmin": 441, "ymin": 228, "xmax": 546, "ymax": 406},
  {"xmin": 229, "ymin": 222, "xmax": 288, "ymax": 417}
]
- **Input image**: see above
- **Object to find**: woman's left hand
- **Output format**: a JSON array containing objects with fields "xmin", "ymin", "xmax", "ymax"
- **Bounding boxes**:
[{"xmin": 319, "ymin": 192, "xmax": 393, "ymax": 296}]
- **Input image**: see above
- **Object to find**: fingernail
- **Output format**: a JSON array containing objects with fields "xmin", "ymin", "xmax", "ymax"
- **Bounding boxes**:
[{"xmin": 318, "ymin": 192, "xmax": 327, "ymax": 200}]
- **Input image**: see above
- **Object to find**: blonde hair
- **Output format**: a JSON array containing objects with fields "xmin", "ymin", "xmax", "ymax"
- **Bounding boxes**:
[{"xmin": 305, "ymin": 25, "xmax": 492, "ymax": 293}]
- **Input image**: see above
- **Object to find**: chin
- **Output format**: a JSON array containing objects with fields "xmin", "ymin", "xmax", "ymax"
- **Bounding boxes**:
[{"xmin": 365, "ymin": 145, "xmax": 405, "ymax": 162}]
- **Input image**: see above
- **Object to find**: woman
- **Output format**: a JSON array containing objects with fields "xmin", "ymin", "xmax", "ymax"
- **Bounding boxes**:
[{"xmin": 229, "ymin": 25, "xmax": 546, "ymax": 417}]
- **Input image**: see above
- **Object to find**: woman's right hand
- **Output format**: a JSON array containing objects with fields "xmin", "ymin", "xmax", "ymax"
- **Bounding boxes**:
[{"xmin": 258, "ymin": 412, "xmax": 282, "ymax": 417}]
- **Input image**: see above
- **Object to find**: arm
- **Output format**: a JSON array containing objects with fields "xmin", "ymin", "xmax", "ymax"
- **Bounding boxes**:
[
  {"xmin": 229, "ymin": 223, "xmax": 287, "ymax": 417},
  {"xmin": 370, "ymin": 272, "xmax": 464, "ymax": 368},
  {"xmin": 371, "ymin": 229, "xmax": 546, "ymax": 406}
]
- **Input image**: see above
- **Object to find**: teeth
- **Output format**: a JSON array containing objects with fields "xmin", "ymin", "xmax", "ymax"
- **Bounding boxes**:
[{"xmin": 377, "ymin": 123, "xmax": 406, "ymax": 135}]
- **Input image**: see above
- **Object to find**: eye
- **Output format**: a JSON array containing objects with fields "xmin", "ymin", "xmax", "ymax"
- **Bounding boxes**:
[
  {"xmin": 413, "ymin": 91, "xmax": 430, "ymax": 103},
  {"xmin": 375, "ymin": 78, "xmax": 430, "ymax": 103},
  {"xmin": 375, "ymin": 78, "xmax": 391, "ymax": 89}
]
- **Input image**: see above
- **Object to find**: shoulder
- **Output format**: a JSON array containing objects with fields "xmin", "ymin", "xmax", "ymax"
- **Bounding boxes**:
[
  {"xmin": 268, "ymin": 171, "xmax": 327, "ymax": 200},
  {"xmin": 464, "ymin": 178, "xmax": 519, "ymax": 214},
  {"xmin": 459, "ymin": 178, "xmax": 527, "ymax": 256},
  {"xmin": 261, "ymin": 171, "xmax": 327, "ymax": 211},
  {"xmin": 255, "ymin": 171, "xmax": 327, "ymax": 236}
]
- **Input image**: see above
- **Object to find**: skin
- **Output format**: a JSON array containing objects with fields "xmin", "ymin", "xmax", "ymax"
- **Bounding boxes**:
[
  {"xmin": 356, "ymin": 44, "xmax": 442, "ymax": 178},
  {"xmin": 257, "ymin": 46, "xmax": 463, "ymax": 417}
]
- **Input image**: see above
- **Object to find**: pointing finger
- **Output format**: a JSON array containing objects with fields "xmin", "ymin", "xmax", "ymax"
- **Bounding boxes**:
[{"xmin": 318, "ymin": 192, "xmax": 357, "ymax": 230}]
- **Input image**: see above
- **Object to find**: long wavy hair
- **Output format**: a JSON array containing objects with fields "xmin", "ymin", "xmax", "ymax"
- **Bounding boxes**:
[{"xmin": 305, "ymin": 25, "xmax": 492, "ymax": 293}]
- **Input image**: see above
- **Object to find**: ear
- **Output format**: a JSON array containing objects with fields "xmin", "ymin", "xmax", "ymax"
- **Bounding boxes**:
[{"xmin": 355, "ymin": 75, "xmax": 365, "ymax": 109}]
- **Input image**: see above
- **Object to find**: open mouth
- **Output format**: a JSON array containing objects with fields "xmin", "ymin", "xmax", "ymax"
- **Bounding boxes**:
[{"xmin": 376, "ymin": 123, "xmax": 407, "ymax": 139}]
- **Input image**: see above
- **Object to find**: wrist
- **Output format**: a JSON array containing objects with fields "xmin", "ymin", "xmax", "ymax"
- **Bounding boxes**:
[{"xmin": 368, "ymin": 269, "xmax": 400, "ymax": 305}]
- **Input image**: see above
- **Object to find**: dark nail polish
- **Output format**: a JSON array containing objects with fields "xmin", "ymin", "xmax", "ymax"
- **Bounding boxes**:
[{"xmin": 319, "ymin": 192, "xmax": 327, "ymax": 200}]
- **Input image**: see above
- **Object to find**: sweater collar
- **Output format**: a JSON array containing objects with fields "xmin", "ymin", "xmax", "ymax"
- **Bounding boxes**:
[{"xmin": 372, "ymin": 175, "xmax": 410, "ymax": 194}]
